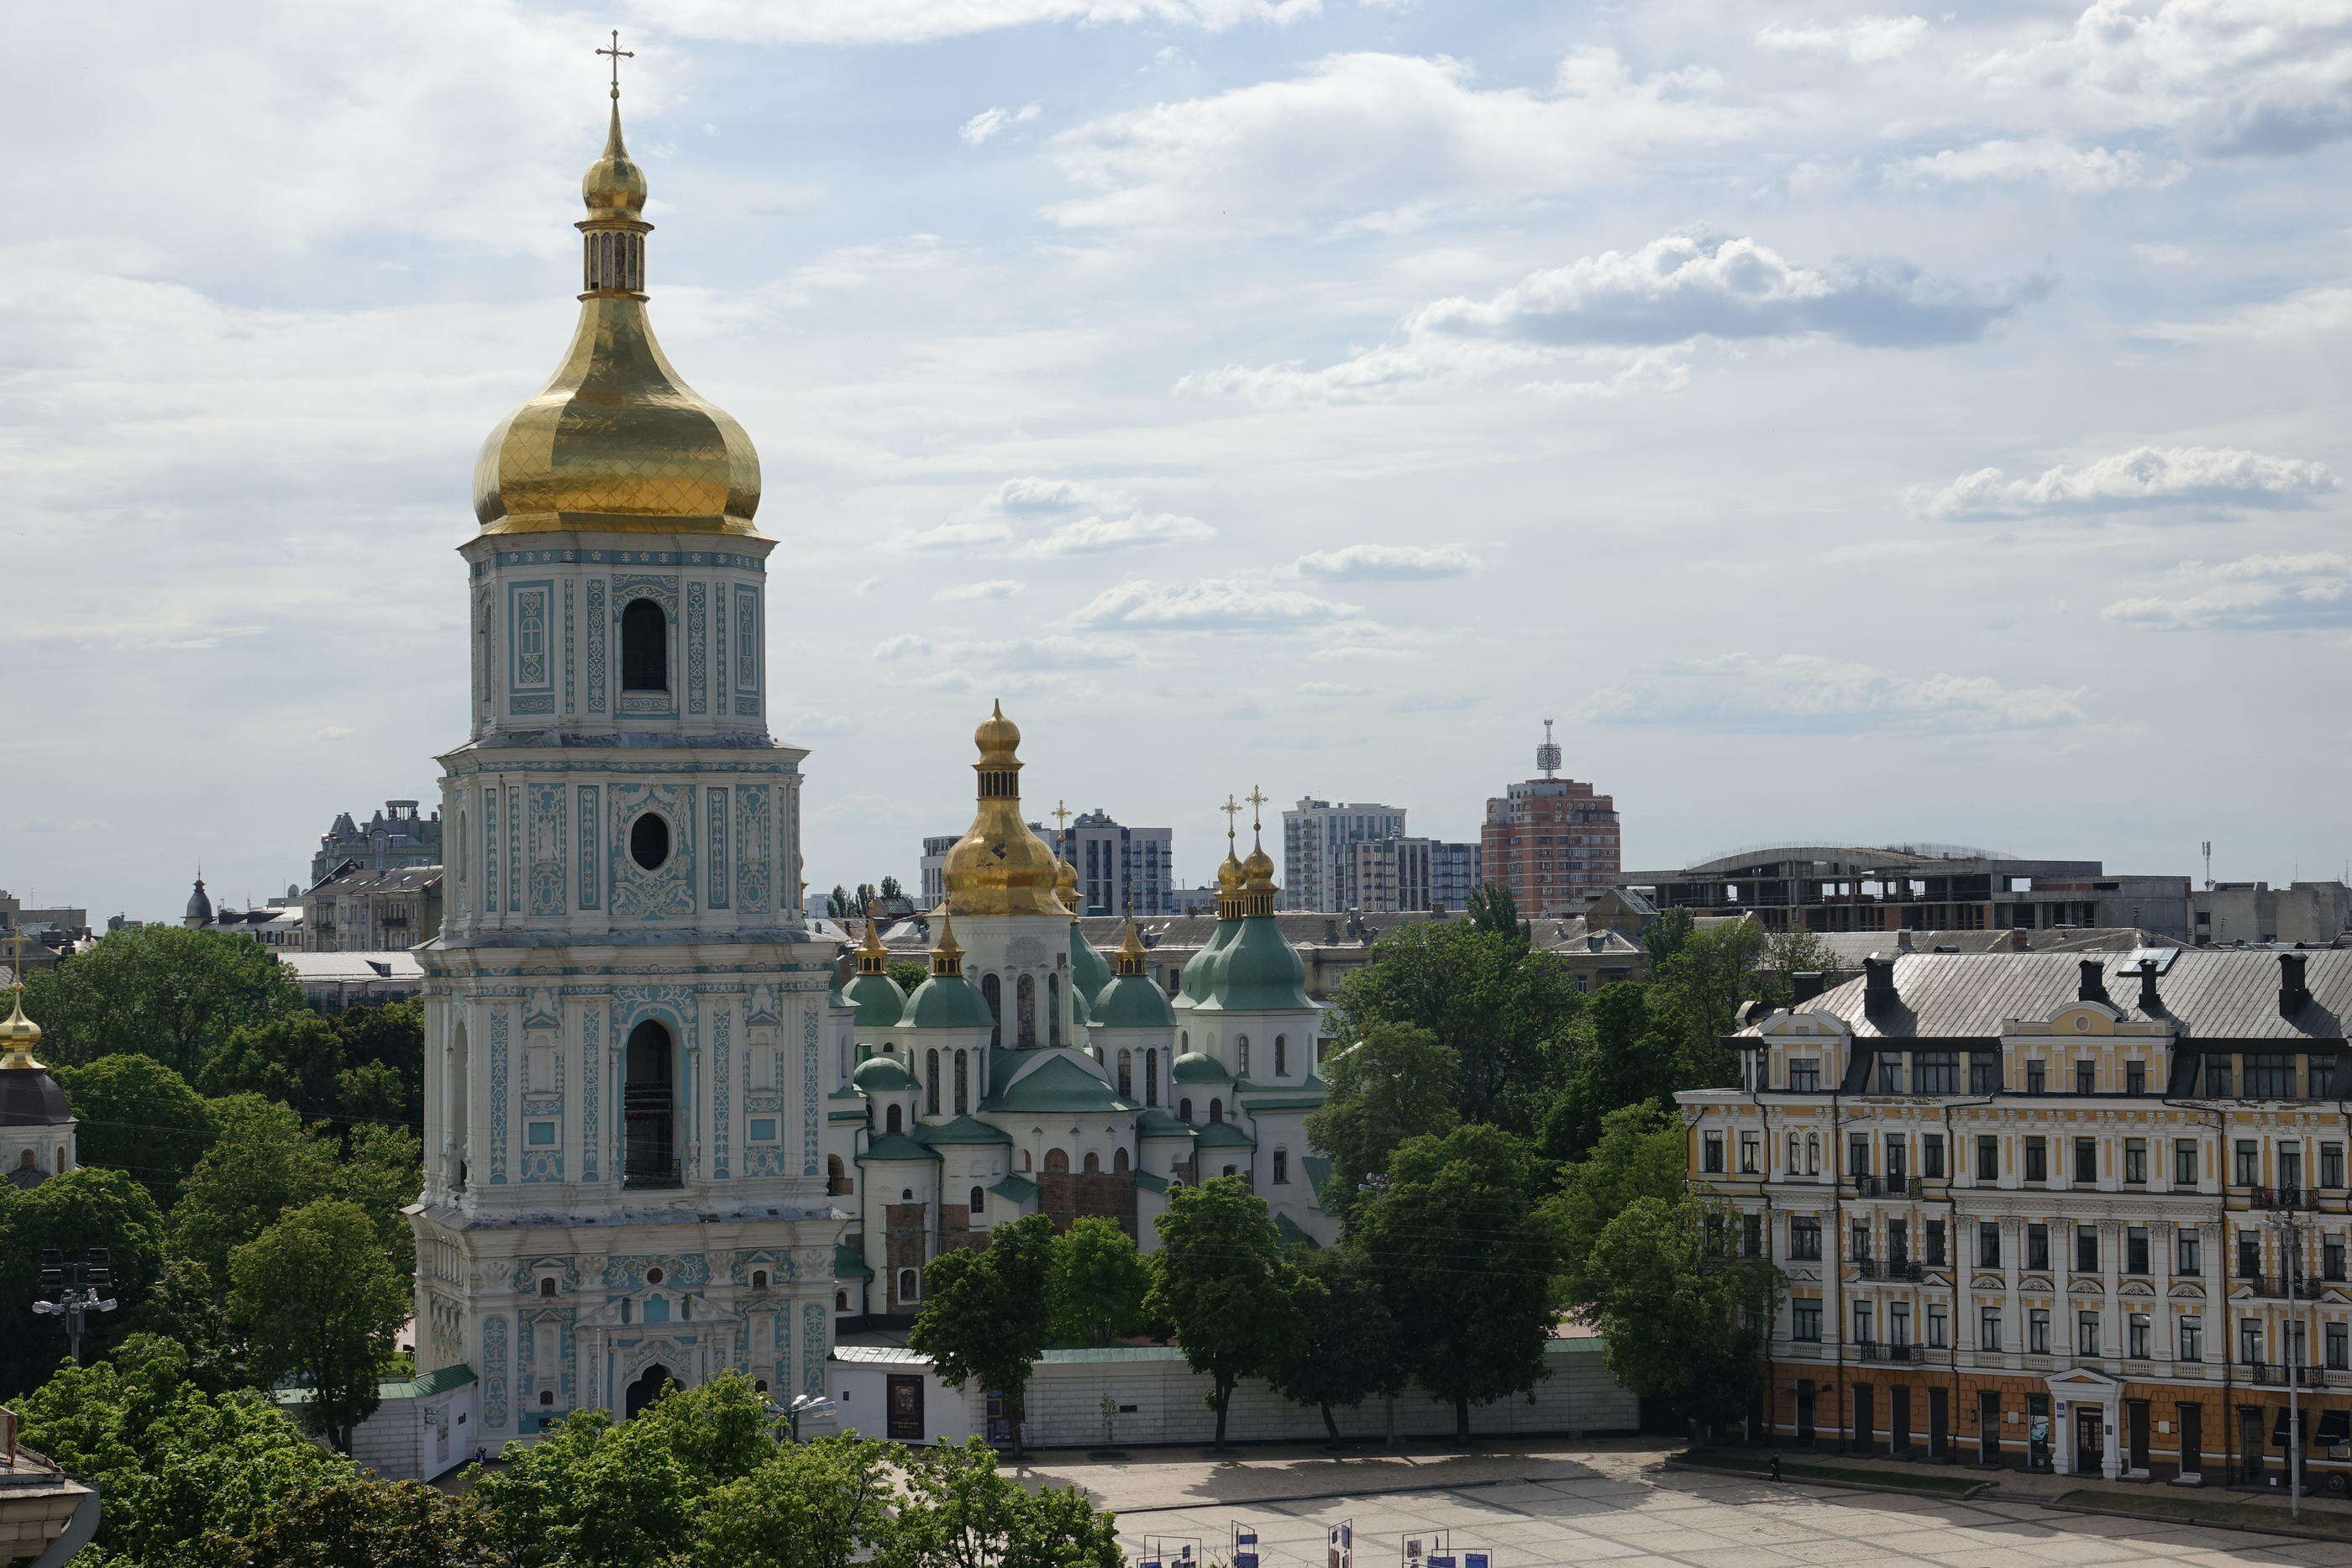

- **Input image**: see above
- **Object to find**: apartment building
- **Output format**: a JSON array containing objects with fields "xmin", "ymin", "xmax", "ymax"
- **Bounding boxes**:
[
  {"xmin": 1681, "ymin": 947, "xmax": 2352, "ymax": 1487},
  {"xmin": 1482, "ymin": 725, "xmax": 1620, "ymax": 917}
]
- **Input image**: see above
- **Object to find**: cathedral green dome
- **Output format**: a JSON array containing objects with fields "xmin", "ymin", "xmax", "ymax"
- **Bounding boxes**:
[
  {"xmin": 1170, "ymin": 1051, "xmax": 1231, "ymax": 1085},
  {"xmin": 1092, "ymin": 972, "xmax": 1174, "ymax": 1030},
  {"xmin": 851, "ymin": 1054, "xmax": 916, "ymax": 1093},
  {"xmin": 1070, "ymin": 922, "xmax": 1116, "ymax": 1004},
  {"xmin": 1192, "ymin": 915, "xmax": 1315, "ymax": 1014},
  {"xmin": 900, "ymin": 973, "xmax": 995, "ymax": 1031},
  {"xmin": 1175, "ymin": 918, "xmax": 1237, "ymax": 1005},
  {"xmin": 842, "ymin": 971, "xmax": 908, "ymax": 1030}
]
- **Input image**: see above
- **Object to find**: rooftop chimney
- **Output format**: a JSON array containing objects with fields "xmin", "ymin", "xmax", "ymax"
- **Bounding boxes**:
[
  {"xmin": 2135, "ymin": 958, "xmax": 2162, "ymax": 1014},
  {"xmin": 2281, "ymin": 952, "xmax": 2313, "ymax": 1018},
  {"xmin": 1896, "ymin": 929, "xmax": 1915, "ymax": 952},
  {"xmin": 2078, "ymin": 958, "xmax": 2108, "ymax": 1006},
  {"xmin": 1791, "ymin": 971, "xmax": 1826, "ymax": 1005},
  {"xmin": 1863, "ymin": 956, "xmax": 1898, "ymax": 1017}
]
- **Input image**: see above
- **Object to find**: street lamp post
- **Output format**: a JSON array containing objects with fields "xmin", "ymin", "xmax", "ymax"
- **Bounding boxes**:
[
  {"xmin": 2265, "ymin": 1205, "xmax": 2310, "ymax": 1524},
  {"xmin": 31, "ymin": 1248, "xmax": 117, "ymax": 1364},
  {"xmin": 768, "ymin": 1392, "xmax": 837, "ymax": 1444}
]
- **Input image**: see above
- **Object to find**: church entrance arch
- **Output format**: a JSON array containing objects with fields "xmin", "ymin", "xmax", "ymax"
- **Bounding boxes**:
[{"xmin": 625, "ymin": 1363, "xmax": 674, "ymax": 1420}]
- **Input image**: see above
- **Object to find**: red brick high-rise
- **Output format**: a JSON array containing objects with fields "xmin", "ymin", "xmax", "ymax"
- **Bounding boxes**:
[{"xmin": 1482, "ymin": 721, "xmax": 1621, "ymax": 917}]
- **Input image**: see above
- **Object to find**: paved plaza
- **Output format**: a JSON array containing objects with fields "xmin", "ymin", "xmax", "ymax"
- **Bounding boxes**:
[{"xmin": 1063, "ymin": 1445, "xmax": 2352, "ymax": 1568}]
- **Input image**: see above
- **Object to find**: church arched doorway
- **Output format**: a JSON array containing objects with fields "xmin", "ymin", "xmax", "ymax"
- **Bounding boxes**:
[{"xmin": 625, "ymin": 1363, "xmax": 674, "ymax": 1420}]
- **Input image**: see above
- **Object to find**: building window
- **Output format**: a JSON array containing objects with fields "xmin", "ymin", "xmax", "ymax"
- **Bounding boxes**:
[
  {"xmin": 1791, "ymin": 1216, "xmax": 1821, "ymax": 1260},
  {"xmin": 1741, "ymin": 1213, "xmax": 1763, "ymax": 1257},
  {"xmin": 1208, "ymin": 1098, "xmax": 1223, "ymax": 1125},
  {"xmin": 1976, "ymin": 1135, "xmax": 1999, "ymax": 1182},
  {"xmin": 629, "ymin": 812, "xmax": 671, "ymax": 871},
  {"xmin": 2073, "ymin": 1137, "xmax": 2098, "ymax": 1185},
  {"xmin": 926, "ymin": 1050, "xmax": 941, "ymax": 1117},
  {"xmin": 2026, "ymin": 1061, "xmax": 2046, "ymax": 1094},
  {"xmin": 2205, "ymin": 1058, "xmax": 2233, "ymax": 1098},
  {"xmin": 1980, "ymin": 1305, "xmax": 2002, "ymax": 1351},
  {"xmin": 2124, "ymin": 1139, "xmax": 2146, "ymax": 1184},
  {"xmin": 1702, "ymin": 1133, "xmax": 1724, "ymax": 1173},
  {"xmin": 1922, "ymin": 1135, "xmax": 1945, "ymax": 1179},
  {"xmin": 898, "ymin": 1268, "xmax": 921, "ymax": 1304},
  {"xmin": 2328, "ymin": 1239, "xmax": 2345, "ymax": 1282},
  {"xmin": 1805, "ymin": 1132, "xmax": 1819, "ymax": 1173},
  {"xmin": 2240, "ymin": 1318, "xmax": 2262, "ymax": 1366},
  {"xmin": 1016, "ymin": 974, "xmax": 1037, "ymax": 1047},
  {"xmin": 2129, "ymin": 1314, "xmax": 2150, "ymax": 1360},
  {"xmin": 752, "ymin": 1270, "xmax": 768, "ymax": 1290},
  {"xmin": 2327, "ymin": 1144, "xmax": 2346, "ymax": 1188},
  {"xmin": 1792, "ymin": 1299, "xmax": 1821, "ymax": 1341},
  {"xmin": 1925, "ymin": 1219, "xmax": 1945, "ymax": 1267},
  {"xmin": 1978, "ymin": 1221, "xmax": 2001, "ymax": 1268},
  {"xmin": 2075, "ymin": 1060, "xmax": 2096, "ymax": 1095},
  {"xmin": 2331, "ymin": 1323, "xmax": 2349, "ymax": 1371},
  {"xmin": 620, "ymin": 598, "xmax": 667, "ymax": 691},
  {"xmin": 1876, "ymin": 1057, "xmax": 1899, "ymax": 1094},
  {"xmin": 2245, "ymin": 1053, "xmax": 2295, "ymax": 1099},
  {"xmin": 539, "ymin": 1277, "xmax": 557, "ymax": 1298},
  {"xmin": 2076, "ymin": 1225, "xmax": 2099, "ymax": 1273},
  {"xmin": 1273, "ymin": 1036, "xmax": 1288, "ymax": 1078},
  {"xmin": 2176, "ymin": 1140, "xmax": 2200, "ymax": 1186},
  {"xmin": 2179, "ymin": 1315, "xmax": 2202, "ymax": 1362},
  {"xmin": 2126, "ymin": 1227, "xmax": 2150, "ymax": 1275},
  {"xmin": 885, "ymin": 1104, "xmax": 902, "ymax": 1135},
  {"xmin": 1083, "ymin": 1152, "xmax": 1100, "ymax": 1174},
  {"xmin": 969, "ymin": 1185, "xmax": 985, "ymax": 1214},
  {"xmin": 1273, "ymin": 1149, "xmax": 1289, "ymax": 1183},
  {"xmin": 2314, "ymin": 1059, "xmax": 2334, "ymax": 1099},
  {"xmin": 1852, "ymin": 1303, "xmax": 1874, "ymax": 1345},
  {"xmin": 1848, "ymin": 1135, "xmax": 1871, "ymax": 1177},
  {"xmin": 2027, "ymin": 1224, "xmax": 2050, "ymax": 1272},
  {"xmin": 2029, "ymin": 1308, "xmax": 2050, "ymax": 1354},
  {"xmin": 1914, "ymin": 1052, "xmax": 1957, "ymax": 1093},
  {"xmin": 2238, "ymin": 1231, "xmax": 2260, "ymax": 1279},
  {"xmin": 1970, "ymin": 1056, "xmax": 2001, "ymax": 1094},
  {"xmin": 2177, "ymin": 1230, "xmax": 2202, "ymax": 1276},
  {"xmin": 1117, "ymin": 1050, "xmax": 1133, "ymax": 1099},
  {"xmin": 1927, "ymin": 1305, "xmax": 1948, "ymax": 1349},
  {"xmin": 2234, "ymin": 1140, "xmax": 2260, "ymax": 1187},
  {"xmin": 1739, "ymin": 1134, "xmax": 1759, "ymax": 1174},
  {"xmin": 528, "ymin": 1120, "xmax": 557, "ymax": 1146},
  {"xmin": 1236, "ymin": 1036, "xmax": 1250, "ymax": 1077},
  {"xmin": 1179, "ymin": 1098, "xmax": 1192, "ymax": 1122},
  {"xmin": 2125, "ymin": 1061, "xmax": 2146, "ymax": 1094},
  {"xmin": 2024, "ymin": 1136, "xmax": 2047, "ymax": 1183},
  {"xmin": 1788, "ymin": 1057, "xmax": 1819, "ymax": 1091}
]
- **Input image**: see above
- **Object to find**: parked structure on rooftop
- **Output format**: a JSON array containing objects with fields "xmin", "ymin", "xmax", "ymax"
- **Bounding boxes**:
[{"xmin": 1620, "ymin": 845, "xmax": 2192, "ymax": 941}]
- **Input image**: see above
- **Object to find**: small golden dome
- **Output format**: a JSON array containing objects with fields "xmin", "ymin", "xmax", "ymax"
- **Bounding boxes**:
[
  {"xmin": 1242, "ymin": 840, "xmax": 1277, "ymax": 892},
  {"xmin": 1114, "ymin": 917, "xmax": 1150, "ymax": 976},
  {"xmin": 1216, "ymin": 852, "xmax": 1245, "ymax": 894},
  {"xmin": 0, "ymin": 991, "xmax": 45, "ymax": 1071},
  {"xmin": 1056, "ymin": 857, "xmax": 1081, "ymax": 914},
  {"xmin": 473, "ymin": 93, "xmax": 762, "ymax": 538},
  {"xmin": 930, "ymin": 910, "xmax": 966, "ymax": 974},
  {"xmin": 974, "ymin": 701, "xmax": 1021, "ymax": 767},
  {"xmin": 855, "ymin": 914, "xmax": 890, "ymax": 975}
]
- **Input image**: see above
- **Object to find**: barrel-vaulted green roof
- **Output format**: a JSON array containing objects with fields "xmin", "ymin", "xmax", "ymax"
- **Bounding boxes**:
[
  {"xmin": 1170, "ymin": 1051, "xmax": 1231, "ymax": 1085},
  {"xmin": 981, "ymin": 1054, "xmax": 1137, "ymax": 1114},
  {"xmin": 851, "ymin": 1054, "xmax": 916, "ymax": 1093},
  {"xmin": 920, "ymin": 1115, "xmax": 1013, "ymax": 1146},
  {"xmin": 858, "ymin": 1133, "xmax": 940, "ymax": 1162},
  {"xmin": 1194, "ymin": 1120, "xmax": 1256, "ymax": 1149},
  {"xmin": 1133, "ymin": 1107, "xmax": 1194, "ymax": 1139},
  {"xmin": 1191, "ymin": 914, "xmax": 1316, "ymax": 1014}
]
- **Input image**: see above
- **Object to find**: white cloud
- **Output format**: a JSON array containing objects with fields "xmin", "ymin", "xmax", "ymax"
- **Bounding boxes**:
[
  {"xmin": 1754, "ymin": 14, "xmax": 1929, "ymax": 64},
  {"xmin": 871, "ymin": 634, "xmax": 934, "ymax": 661},
  {"xmin": 935, "ymin": 579, "xmax": 1026, "ymax": 600},
  {"xmin": 1580, "ymin": 653, "xmax": 2088, "ymax": 735},
  {"xmin": 890, "ymin": 519, "xmax": 1018, "ymax": 553},
  {"xmin": 959, "ymin": 102, "xmax": 1042, "ymax": 145},
  {"xmin": 1048, "ymin": 50, "xmax": 1759, "ymax": 234},
  {"xmin": 1301, "ymin": 680, "xmax": 1371, "ymax": 695},
  {"xmin": 1898, "ymin": 138, "xmax": 2186, "ymax": 193},
  {"xmin": 1289, "ymin": 543, "xmax": 1480, "ymax": 581},
  {"xmin": 987, "ymin": 476, "xmax": 1128, "ymax": 515},
  {"xmin": 1391, "ymin": 693, "xmax": 1478, "ymax": 712},
  {"xmin": 958, "ymin": 636, "xmax": 1137, "ymax": 670},
  {"xmin": 633, "ymin": 0, "xmax": 1335, "ymax": 45},
  {"xmin": 2103, "ymin": 553, "xmax": 2352, "ymax": 632},
  {"xmin": 784, "ymin": 712, "xmax": 858, "ymax": 736},
  {"xmin": 1069, "ymin": 578, "xmax": 1363, "ymax": 631},
  {"xmin": 1915, "ymin": 445, "xmax": 2339, "ymax": 520},
  {"xmin": 1008, "ymin": 512, "xmax": 1217, "ymax": 558}
]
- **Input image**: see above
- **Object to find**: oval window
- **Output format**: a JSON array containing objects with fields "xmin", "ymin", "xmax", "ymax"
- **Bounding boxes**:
[
  {"xmin": 645, "ymin": 1266, "xmax": 665, "ymax": 1285},
  {"xmin": 631, "ymin": 813, "xmax": 670, "ymax": 870}
]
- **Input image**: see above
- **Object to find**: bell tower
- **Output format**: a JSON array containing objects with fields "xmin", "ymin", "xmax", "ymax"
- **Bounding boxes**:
[{"xmin": 408, "ymin": 50, "xmax": 845, "ymax": 1449}]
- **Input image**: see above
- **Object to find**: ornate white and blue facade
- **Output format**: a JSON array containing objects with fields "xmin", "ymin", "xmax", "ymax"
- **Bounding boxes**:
[{"xmin": 407, "ymin": 90, "xmax": 846, "ymax": 1445}]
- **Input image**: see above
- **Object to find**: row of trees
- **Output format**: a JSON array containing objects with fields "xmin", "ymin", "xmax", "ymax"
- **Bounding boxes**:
[
  {"xmin": 824, "ymin": 878, "xmax": 906, "ymax": 920},
  {"xmin": 16, "ymin": 1359, "xmax": 1118, "ymax": 1568}
]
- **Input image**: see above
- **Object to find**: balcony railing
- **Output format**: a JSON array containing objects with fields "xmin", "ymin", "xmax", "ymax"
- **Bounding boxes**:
[
  {"xmin": 2244, "ymin": 1362, "xmax": 2328, "ymax": 1387},
  {"xmin": 2252, "ymin": 1186, "xmax": 2322, "ymax": 1212},
  {"xmin": 622, "ymin": 1160, "xmax": 683, "ymax": 1190},
  {"xmin": 1854, "ymin": 1343, "xmax": 1916, "ymax": 1363},
  {"xmin": 1851, "ymin": 1176, "xmax": 1924, "ymax": 1198},
  {"xmin": 2250, "ymin": 1274, "xmax": 2325, "ymax": 1301},
  {"xmin": 1854, "ymin": 1258, "xmax": 1881, "ymax": 1279}
]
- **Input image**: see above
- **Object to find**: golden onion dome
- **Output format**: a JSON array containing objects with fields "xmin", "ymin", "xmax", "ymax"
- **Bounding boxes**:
[
  {"xmin": 1215, "ymin": 851, "xmax": 1245, "ymax": 894},
  {"xmin": 1242, "ymin": 840, "xmax": 1276, "ymax": 890},
  {"xmin": 0, "ymin": 991, "xmax": 44, "ymax": 1069},
  {"xmin": 472, "ymin": 92, "xmax": 762, "ymax": 538},
  {"xmin": 1056, "ymin": 856, "xmax": 1082, "ymax": 915},
  {"xmin": 941, "ymin": 703, "xmax": 1068, "ymax": 918}
]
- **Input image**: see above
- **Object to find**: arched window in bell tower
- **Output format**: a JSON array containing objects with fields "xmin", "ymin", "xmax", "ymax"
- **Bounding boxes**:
[
  {"xmin": 621, "ymin": 599, "xmax": 668, "ymax": 692},
  {"xmin": 623, "ymin": 1020, "xmax": 677, "ymax": 1188}
]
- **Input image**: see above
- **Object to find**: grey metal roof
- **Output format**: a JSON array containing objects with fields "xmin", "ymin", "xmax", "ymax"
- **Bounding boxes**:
[
  {"xmin": 1806, "ymin": 928, "xmax": 2182, "ymax": 966},
  {"xmin": 1763, "ymin": 949, "xmax": 2352, "ymax": 1043}
]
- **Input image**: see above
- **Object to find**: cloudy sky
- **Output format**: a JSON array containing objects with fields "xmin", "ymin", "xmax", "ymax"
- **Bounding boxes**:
[{"xmin": 8, "ymin": 0, "xmax": 2352, "ymax": 921}]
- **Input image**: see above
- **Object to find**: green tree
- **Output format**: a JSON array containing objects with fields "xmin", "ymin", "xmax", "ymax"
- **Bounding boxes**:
[
  {"xmin": 335, "ymin": 1121, "xmax": 425, "ymax": 1278},
  {"xmin": 827, "ymin": 885, "xmax": 853, "ymax": 920},
  {"xmin": 1755, "ymin": 930, "xmax": 1846, "ymax": 1009},
  {"xmin": 693, "ymin": 1434, "xmax": 901, "ymax": 1568},
  {"xmin": 228, "ymin": 1199, "xmax": 410, "ymax": 1453},
  {"xmin": 1143, "ymin": 1177, "xmax": 1317, "ymax": 1450},
  {"xmin": 134, "ymin": 1257, "xmax": 248, "ymax": 1392},
  {"xmin": 0, "ymin": 1166, "xmax": 165, "ymax": 1396},
  {"xmin": 1577, "ymin": 1195, "xmax": 1784, "ymax": 1436},
  {"xmin": 16, "ymin": 925, "xmax": 302, "ymax": 1076},
  {"xmin": 885, "ymin": 1437, "xmax": 1121, "ymax": 1568},
  {"xmin": 202, "ymin": 1011, "xmax": 347, "ymax": 1118},
  {"xmin": 1540, "ymin": 1103, "xmax": 1688, "ymax": 1306},
  {"xmin": 906, "ymin": 1214, "xmax": 1055, "ymax": 1455},
  {"xmin": 335, "ymin": 998, "xmax": 424, "ymax": 1115},
  {"xmin": 1642, "ymin": 919, "xmax": 1769, "ymax": 1090},
  {"xmin": 1268, "ymin": 1246, "xmax": 1410, "ymax": 1445},
  {"xmin": 475, "ymin": 1408, "xmax": 696, "ymax": 1568},
  {"xmin": 1638, "ymin": 906, "xmax": 1695, "ymax": 967},
  {"xmin": 1305, "ymin": 1022, "xmax": 1459, "ymax": 1221},
  {"xmin": 886, "ymin": 958, "xmax": 930, "ymax": 995},
  {"xmin": 879, "ymin": 875, "xmax": 906, "ymax": 901},
  {"xmin": 335, "ymin": 1059, "xmax": 411, "ymax": 1126},
  {"xmin": 1329, "ymin": 921, "xmax": 1580, "ymax": 1131},
  {"xmin": 13, "ymin": 1351, "xmax": 349, "ymax": 1568},
  {"xmin": 48, "ymin": 1052, "xmax": 216, "ymax": 1207},
  {"xmin": 1463, "ymin": 881, "xmax": 1525, "ymax": 941},
  {"xmin": 1540, "ymin": 983, "xmax": 1663, "ymax": 1162},
  {"xmin": 171, "ymin": 1095, "xmax": 342, "ymax": 1289},
  {"xmin": 209, "ymin": 1472, "xmax": 503, "ymax": 1568},
  {"xmin": 629, "ymin": 1370, "xmax": 779, "ymax": 1493},
  {"xmin": 1047, "ymin": 1217, "xmax": 1150, "ymax": 1346},
  {"xmin": 1355, "ymin": 1125, "xmax": 1558, "ymax": 1440}
]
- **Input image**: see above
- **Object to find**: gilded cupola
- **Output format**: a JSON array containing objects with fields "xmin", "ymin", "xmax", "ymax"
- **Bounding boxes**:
[
  {"xmin": 471, "ymin": 70, "xmax": 762, "ymax": 538},
  {"xmin": 939, "ymin": 705, "xmax": 1067, "ymax": 918}
]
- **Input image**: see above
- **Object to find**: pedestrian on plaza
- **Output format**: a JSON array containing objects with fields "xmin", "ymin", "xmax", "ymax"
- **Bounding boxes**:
[{"xmin": 1769, "ymin": 1455, "xmax": 1782, "ymax": 1484}]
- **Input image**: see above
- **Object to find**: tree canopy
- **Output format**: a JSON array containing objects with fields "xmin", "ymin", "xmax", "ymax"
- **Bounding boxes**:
[
  {"xmin": 1304, "ymin": 1021, "xmax": 1459, "ymax": 1220},
  {"xmin": 1268, "ymin": 1246, "xmax": 1410, "ymax": 1445},
  {"xmin": 228, "ymin": 1198, "xmax": 410, "ymax": 1452},
  {"xmin": 1540, "ymin": 1102, "xmax": 1688, "ymax": 1308},
  {"xmin": 17, "ymin": 926, "xmax": 302, "ymax": 1076},
  {"xmin": 906, "ymin": 1214, "xmax": 1056, "ymax": 1455},
  {"xmin": 1572, "ymin": 1195, "xmax": 1784, "ymax": 1434},
  {"xmin": 1047, "ymin": 1216, "xmax": 1150, "ymax": 1346},
  {"xmin": 1144, "ymin": 1177, "xmax": 1316, "ymax": 1450},
  {"xmin": 48, "ymin": 1053, "xmax": 216, "ymax": 1208}
]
